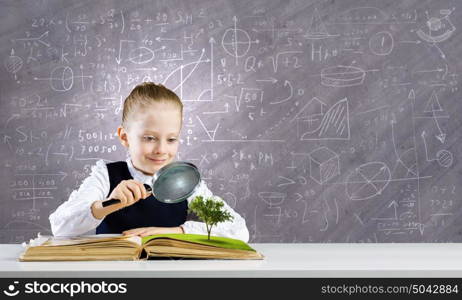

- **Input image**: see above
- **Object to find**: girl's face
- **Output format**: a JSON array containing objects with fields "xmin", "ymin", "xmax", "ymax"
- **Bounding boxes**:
[{"xmin": 118, "ymin": 102, "xmax": 182, "ymax": 176}]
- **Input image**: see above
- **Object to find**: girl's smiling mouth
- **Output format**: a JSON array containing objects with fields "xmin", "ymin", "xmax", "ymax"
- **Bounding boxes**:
[{"xmin": 147, "ymin": 157, "xmax": 167, "ymax": 163}]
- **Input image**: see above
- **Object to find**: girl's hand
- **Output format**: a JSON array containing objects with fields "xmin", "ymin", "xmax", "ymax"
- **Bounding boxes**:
[
  {"xmin": 122, "ymin": 226, "xmax": 184, "ymax": 237},
  {"xmin": 107, "ymin": 179, "xmax": 151, "ymax": 209}
]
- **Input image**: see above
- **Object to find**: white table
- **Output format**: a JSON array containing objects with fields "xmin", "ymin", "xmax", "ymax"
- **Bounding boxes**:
[{"xmin": 2, "ymin": 243, "xmax": 462, "ymax": 277}]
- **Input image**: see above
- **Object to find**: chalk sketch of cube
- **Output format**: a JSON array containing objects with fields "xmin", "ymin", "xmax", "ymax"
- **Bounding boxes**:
[{"xmin": 309, "ymin": 147, "xmax": 340, "ymax": 184}]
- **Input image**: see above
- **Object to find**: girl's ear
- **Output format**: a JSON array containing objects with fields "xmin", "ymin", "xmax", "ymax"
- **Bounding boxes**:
[{"xmin": 117, "ymin": 126, "xmax": 129, "ymax": 148}]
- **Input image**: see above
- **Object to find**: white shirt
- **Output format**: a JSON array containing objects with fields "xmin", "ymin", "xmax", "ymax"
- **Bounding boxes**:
[{"xmin": 49, "ymin": 158, "xmax": 249, "ymax": 242}]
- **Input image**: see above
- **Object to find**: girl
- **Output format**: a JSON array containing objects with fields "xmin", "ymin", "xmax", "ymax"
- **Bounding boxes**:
[{"xmin": 49, "ymin": 82, "xmax": 249, "ymax": 242}]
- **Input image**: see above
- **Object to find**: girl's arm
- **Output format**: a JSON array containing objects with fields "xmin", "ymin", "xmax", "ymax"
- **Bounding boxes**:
[
  {"xmin": 49, "ymin": 160, "xmax": 110, "ymax": 236},
  {"xmin": 181, "ymin": 180, "xmax": 250, "ymax": 242}
]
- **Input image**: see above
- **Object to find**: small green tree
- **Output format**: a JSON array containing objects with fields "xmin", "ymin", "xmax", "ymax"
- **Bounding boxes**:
[{"xmin": 188, "ymin": 195, "xmax": 233, "ymax": 240}]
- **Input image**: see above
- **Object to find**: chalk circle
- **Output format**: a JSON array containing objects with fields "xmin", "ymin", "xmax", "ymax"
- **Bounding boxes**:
[
  {"xmin": 346, "ymin": 162, "xmax": 391, "ymax": 201},
  {"xmin": 437, "ymin": 150, "xmax": 453, "ymax": 168},
  {"xmin": 222, "ymin": 27, "xmax": 251, "ymax": 58},
  {"xmin": 369, "ymin": 31, "xmax": 394, "ymax": 56},
  {"xmin": 50, "ymin": 66, "xmax": 73, "ymax": 91},
  {"xmin": 258, "ymin": 192, "xmax": 286, "ymax": 207},
  {"xmin": 129, "ymin": 47, "xmax": 155, "ymax": 64}
]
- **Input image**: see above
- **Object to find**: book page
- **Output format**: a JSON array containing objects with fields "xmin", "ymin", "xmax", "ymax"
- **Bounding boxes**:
[{"xmin": 24, "ymin": 234, "xmax": 142, "ymax": 247}]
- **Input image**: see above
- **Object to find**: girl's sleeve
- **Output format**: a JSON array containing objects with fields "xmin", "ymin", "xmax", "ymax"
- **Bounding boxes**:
[
  {"xmin": 49, "ymin": 160, "xmax": 110, "ymax": 236},
  {"xmin": 181, "ymin": 180, "xmax": 250, "ymax": 243}
]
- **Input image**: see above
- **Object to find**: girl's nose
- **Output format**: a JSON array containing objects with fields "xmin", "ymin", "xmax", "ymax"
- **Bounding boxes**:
[{"xmin": 154, "ymin": 140, "xmax": 167, "ymax": 154}]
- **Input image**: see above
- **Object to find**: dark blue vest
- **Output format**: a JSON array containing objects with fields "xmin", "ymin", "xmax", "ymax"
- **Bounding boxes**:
[{"xmin": 96, "ymin": 161, "xmax": 188, "ymax": 234}]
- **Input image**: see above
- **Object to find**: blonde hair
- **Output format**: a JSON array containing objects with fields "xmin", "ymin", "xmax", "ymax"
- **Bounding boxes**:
[{"xmin": 122, "ymin": 82, "xmax": 183, "ymax": 129}]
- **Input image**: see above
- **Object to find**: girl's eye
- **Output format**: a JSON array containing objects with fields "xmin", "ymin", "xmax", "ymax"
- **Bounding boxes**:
[
  {"xmin": 143, "ymin": 136, "xmax": 177, "ymax": 143},
  {"xmin": 143, "ymin": 136, "xmax": 157, "ymax": 142}
]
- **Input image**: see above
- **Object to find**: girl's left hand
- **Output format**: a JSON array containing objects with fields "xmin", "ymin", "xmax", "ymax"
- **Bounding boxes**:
[{"xmin": 122, "ymin": 226, "xmax": 183, "ymax": 237}]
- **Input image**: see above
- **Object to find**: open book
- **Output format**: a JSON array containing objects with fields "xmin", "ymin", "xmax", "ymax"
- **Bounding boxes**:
[{"xmin": 19, "ymin": 233, "xmax": 263, "ymax": 261}]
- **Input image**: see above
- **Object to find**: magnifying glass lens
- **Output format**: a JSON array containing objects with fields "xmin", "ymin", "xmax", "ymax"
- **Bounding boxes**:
[{"xmin": 153, "ymin": 162, "xmax": 200, "ymax": 203}]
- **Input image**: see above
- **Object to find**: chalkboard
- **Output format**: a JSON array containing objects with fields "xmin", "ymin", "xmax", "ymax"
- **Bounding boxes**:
[{"xmin": 1, "ymin": 0, "xmax": 461, "ymax": 243}]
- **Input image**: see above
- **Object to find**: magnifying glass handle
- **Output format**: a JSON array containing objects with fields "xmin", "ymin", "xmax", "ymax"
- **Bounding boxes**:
[
  {"xmin": 102, "ymin": 184, "xmax": 152, "ymax": 208},
  {"xmin": 102, "ymin": 198, "xmax": 120, "ymax": 207}
]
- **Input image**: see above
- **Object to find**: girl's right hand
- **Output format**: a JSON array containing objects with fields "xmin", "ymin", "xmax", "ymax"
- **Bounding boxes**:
[{"xmin": 106, "ymin": 179, "xmax": 151, "ymax": 209}]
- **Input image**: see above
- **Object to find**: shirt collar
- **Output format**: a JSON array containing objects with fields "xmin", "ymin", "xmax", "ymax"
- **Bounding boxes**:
[{"xmin": 126, "ymin": 157, "xmax": 154, "ymax": 185}]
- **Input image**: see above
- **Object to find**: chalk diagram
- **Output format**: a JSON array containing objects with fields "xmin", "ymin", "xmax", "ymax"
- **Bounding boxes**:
[
  {"xmin": 4, "ymin": 49, "xmax": 23, "ymax": 81},
  {"xmin": 415, "ymin": 8, "xmax": 456, "ymax": 59},
  {"xmin": 162, "ymin": 48, "xmax": 213, "ymax": 101},
  {"xmin": 435, "ymin": 149, "xmax": 453, "ymax": 168},
  {"xmin": 390, "ymin": 118, "xmax": 418, "ymax": 177},
  {"xmin": 341, "ymin": 89, "xmax": 447, "ymax": 201},
  {"xmin": 389, "ymin": 89, "xmax": 451, "ymax": 179},
  {"xmin": 410, "ymin": 89, "xmax": 453, "ymax": 168},
  {"xmin": 304, "ymin": 8, "xmax": 339, "ymax": 39},
  {"xmin": 47, "ymin": 66, "xmax": 73, "ymax": 91},
  {"xmin": 116, "ymin": 39, "xmax": 165, "ymax": 65},
  {"xmin": 33, "ymin": 66, "xmax": 92, "ymax": 92},
  {"xmin": 369, "ymin": 31, "xmax": 394, "ymax": 56},
  {"xmin": 292, "ymin": 97, "xmax": 350, "ymax": 140},
  {"xmin": 389, "ymin": 91, "xmax": 420, "ymax": 178},
  {"xmin": 309, "ymin": 146, "xmax": 340, "ymax": 185},
  {"xmin": 222, "ymin": 16, "xmax": 259, "ymax": 65},
  {"xmin": 321, "ymin": 65, "xmax": 365, "ymax": 87},
  {"xmin": 346, "ymin": 162, "xmax": 391, "ymax": 201},
  {"xmin": 128, "ymin": 46, "xmax": 164, "ymax": 64},
  {"xmin": 258, "ymin": 192, "xmax": 286, "ymax": 207},
  {"xmin": 422, "ymin": 130, "xmax": 454, "ymax": 168},
  {"xmin": 12, "ymin": 31, "xmax": 50, "ymax": 47},
  {"xmin": 423, "ymin": 90, "xmax": 447, "ymax": 144}
]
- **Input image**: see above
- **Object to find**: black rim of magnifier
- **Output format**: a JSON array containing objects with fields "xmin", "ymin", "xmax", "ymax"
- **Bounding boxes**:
[
  {"xmin": 152, "ymin": 161, "xmax": 201, "ymax": 203},
  {"xmin": 102, "ymin": 161, "xmax": 200, "ymax": 207}
]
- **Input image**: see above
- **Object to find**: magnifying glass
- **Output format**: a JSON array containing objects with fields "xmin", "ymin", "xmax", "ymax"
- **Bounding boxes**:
[{"xmin": 102, "ymin": 161, "xmax": 201, "ymax": 207}]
